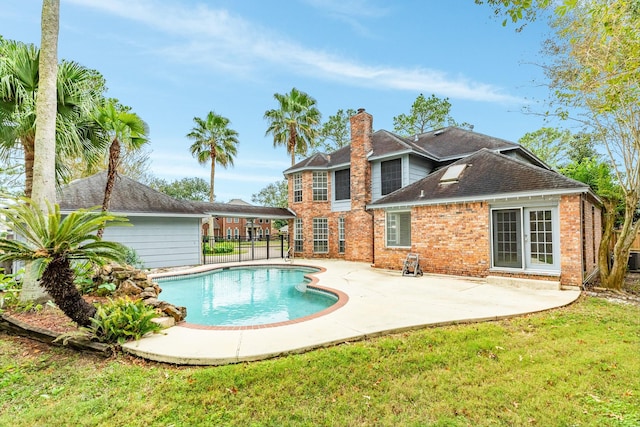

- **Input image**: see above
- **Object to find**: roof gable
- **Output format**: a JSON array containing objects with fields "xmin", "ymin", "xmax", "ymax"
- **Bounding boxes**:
[
  {"xmin": 410, "ymin": 127, "xmax": 519, "ymax": 160},
  {"xmin": 370, "ymin": 149, "xmax": 589, "ymax": 207}
]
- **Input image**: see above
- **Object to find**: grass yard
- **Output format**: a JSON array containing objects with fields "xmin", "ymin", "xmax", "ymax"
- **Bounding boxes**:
[{"xmin": 1, "ymin": 296, "xmax": 638, "ymax": 426}]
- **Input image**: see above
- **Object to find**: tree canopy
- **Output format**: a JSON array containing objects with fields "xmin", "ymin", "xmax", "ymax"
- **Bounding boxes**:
[{"xmin": 392, "ymin": 94, "xmax": 472, "ymax": 137}]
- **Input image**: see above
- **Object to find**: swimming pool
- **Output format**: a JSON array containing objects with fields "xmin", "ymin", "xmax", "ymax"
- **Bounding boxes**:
[{"xmin": 157, "ymin": 266, "xmax": 340, "ymax": 327}]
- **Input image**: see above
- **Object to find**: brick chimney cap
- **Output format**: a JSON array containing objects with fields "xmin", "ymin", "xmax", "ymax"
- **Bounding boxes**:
[{"xmin": 357, "ymin": 108, "xmax": 365, "ymax": 113}]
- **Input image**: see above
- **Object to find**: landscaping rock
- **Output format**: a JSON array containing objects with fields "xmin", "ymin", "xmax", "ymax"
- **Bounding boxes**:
[{"xmin": 94, "ymin": 264, "xmax": 187, "ymax": 323}]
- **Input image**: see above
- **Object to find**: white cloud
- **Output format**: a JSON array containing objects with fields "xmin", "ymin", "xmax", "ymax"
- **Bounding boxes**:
[{"xmin": 66, "ymin": 0, "xmax": 524, "ymax": 104}]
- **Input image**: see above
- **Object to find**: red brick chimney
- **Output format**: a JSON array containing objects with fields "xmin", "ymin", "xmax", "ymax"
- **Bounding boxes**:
[{"xmin": 346, "ymin": 108, "xmax": 374, "ymax": 263}]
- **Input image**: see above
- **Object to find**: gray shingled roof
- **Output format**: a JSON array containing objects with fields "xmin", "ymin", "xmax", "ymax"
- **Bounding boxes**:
[
  {"xmin": 408, "ymin": 127, "xmax": 518, "ymax": 160},
  {"xmin": 58, "ymin": 172, "xmax": 204, "ymax": 216},
  {"xmin": 59, "ymin": 172, "xmax": 296, "ymax": 219},
  {"xmin": 369, "ymin": 149, "xmax": 590, "ymax": 208},
  {"xmin": 190, "ymin": 201, "xmax": 295, "ymax": 219},
  {"xmin": 283, "ymin": 127, "xmax": 533, "ymax": 174}
]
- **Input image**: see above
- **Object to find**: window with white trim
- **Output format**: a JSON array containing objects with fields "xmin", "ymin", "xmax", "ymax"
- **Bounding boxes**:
[
  {"xmin": 226, "ymin": 228, "xmax": 232, "ymax": 239},
  {"xmin": 234, "ymin": 227, "xmax": 239, "ymax": 238},
  {"xmin": 386, "ymin": 211, "xmax": 411, "ymax": 247},
  {"xmin": 293, "ymin": 173, "xmax": 302, "ymax": 203},
  {"xmin": 294, "ymin": 218, "xmax": 303, "ymax": 252},
  {"xmin": 338, "ymin": 217, "xmax": 345, "ymax": 253},
  {"xmin": 312, "ymin": 171, "xmax": 328, "ymax": 201},
  {"xmin": 491, "ymin": 206, "xmax": 559, "ymax": 271},
  {"xmin": 313, "ymin": 218, "xmax": 328, "ymax": 253}
]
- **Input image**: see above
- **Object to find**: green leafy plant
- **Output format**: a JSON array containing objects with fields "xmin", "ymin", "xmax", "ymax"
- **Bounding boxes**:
[
  {"xmin": 84, "ymin": 297, "xmax": 162, "ymax": 344},
  {"xmin": 124, "ymin": 247, "xmax": 144, "ymax": 269},
  {"xmin": 203, "ymin": 242, "xmax": 234, "ymax": 254},
  {"xmin": 0, "ymin": 268, "xmax": 40, "ymax": 312}
]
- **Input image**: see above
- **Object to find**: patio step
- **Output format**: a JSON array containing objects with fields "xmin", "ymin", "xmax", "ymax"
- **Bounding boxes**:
[{"xmin": 486, "ymin": 275, "xmax": 560, "ymax": 291}]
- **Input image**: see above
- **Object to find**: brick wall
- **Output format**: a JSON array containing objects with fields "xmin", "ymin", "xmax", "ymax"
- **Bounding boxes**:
[
  {"xmin": 373, "ymin": 202, "xmax": 490, "ymax": 276},
  {"xmin": 373, "ymin": 195, "xmax": 593, "ymax": 287}
]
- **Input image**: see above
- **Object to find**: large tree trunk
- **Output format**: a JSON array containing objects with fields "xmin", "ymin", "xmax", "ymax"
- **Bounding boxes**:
[
  {"xmin": 31, "ymin": 0, "xmax": 59, "ymax": 208},
  {"xmin": 21, "ymin": 0, "xmax": 60, "ymax": 303},
  {"xmin": 22, "ymin": 134, "xmax": 36, "ymax": 198},
  {"xmin": 598, "ymin": 198, "xmax": 640, "ymax": 290},
  {"xmin": 40, "ymin": 256, "xmax": 97, "ymax": 327}
]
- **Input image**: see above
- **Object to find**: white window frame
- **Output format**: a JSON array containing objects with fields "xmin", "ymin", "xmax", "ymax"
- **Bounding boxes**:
[
  {"xmin": 312, "ymin": 171, "xmax": 328, "ymax": 201},
  {"xmin": 294, "ymin": 218, "xmax": 303, "ymax": 252},
  {"xmin": 385, "ymin": 210, "xmax": 411, "ymax": 248},
  {"xmin": 293, "ymin": 173, "xmax": 303, "ymax": 203},
  {"xmin": 490, "ymin": 205, "xmax": 560, "ymax": 273},
  {"xmin": 313, "ymin": 218, "xmax": 329, "ymax": 253},
  {"xmin": 338, "ymin": 216, "xmax": 345, "ymax": 253}
]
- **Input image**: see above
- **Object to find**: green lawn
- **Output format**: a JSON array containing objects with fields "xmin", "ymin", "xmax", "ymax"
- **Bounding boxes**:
[{"xmin": 1, "ymin": 296, "xmax": 638, "ymax": 426}]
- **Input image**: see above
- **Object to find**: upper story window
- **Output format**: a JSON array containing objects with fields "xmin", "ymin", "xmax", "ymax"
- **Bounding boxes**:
[
  {"xmin": 293, "ymin": 173, "xmax": 302, "ymax": 203},
  {"xmin": 381, "ymin": 158, "xmax": 402, "ymax": 195},
  {"xmin": 334, "ymin": 168, "xmax": 350, "ymax": 201},
  {"xmin": 312, "ymin": 171, "xmax": 328, "ymax": 201}
]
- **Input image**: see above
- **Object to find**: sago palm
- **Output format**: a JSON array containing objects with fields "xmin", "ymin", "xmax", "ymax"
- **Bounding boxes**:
[
  {"xmin": 0, "ymin": 198, "xmax": 129, "ymax": 326},
  {"xmin": 264, "ymin": 88, "xmax": 321, "ymax": 166},
  {"xmin": 187, "ymin": 111, "xmax": 239, "ymax": 202}
]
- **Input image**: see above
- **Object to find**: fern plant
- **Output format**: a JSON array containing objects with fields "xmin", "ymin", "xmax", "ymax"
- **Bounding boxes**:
[{"xmin": 84, "ymin": 297, "xmax": 163, "ymax": 344}]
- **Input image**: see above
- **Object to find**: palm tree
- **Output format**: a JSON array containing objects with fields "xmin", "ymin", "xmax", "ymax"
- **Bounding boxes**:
[
  {"xmin": 0, "ymin": 198, "xmax": 129, "ymax": 326},
  {"xmin": 0, "ymin": 39, "xmax": 104, "ymax": 197},
  {"xmin": 187, "ymin": 111, "xmax": 239, "ymax": 202},
  {"xmin": 31, "ymin": 0, "xmax": 59, "ymax": 207},
  {"xmin": 264, "ymin": 88, "xmax": 321, "ymax": 166},
  {"xmin": 92, "ymin": 100, "xmax": 149, "ymax": 237}
]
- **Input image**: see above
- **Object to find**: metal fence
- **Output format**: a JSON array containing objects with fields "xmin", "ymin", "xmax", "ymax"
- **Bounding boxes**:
[{"xmin": 202, "ymin": 234, "xmax": 290, "ymax": 265}]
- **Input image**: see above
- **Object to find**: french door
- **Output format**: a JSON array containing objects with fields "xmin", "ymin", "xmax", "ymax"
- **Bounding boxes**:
[{"xmin": 492, "ymin": 206, "xmax": 558, "ymax": 271}]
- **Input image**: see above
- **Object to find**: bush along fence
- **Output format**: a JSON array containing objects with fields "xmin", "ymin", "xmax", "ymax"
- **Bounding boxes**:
[{"xmin": 202, "ymin": 234, "xmax": 290, "ymax": 265}]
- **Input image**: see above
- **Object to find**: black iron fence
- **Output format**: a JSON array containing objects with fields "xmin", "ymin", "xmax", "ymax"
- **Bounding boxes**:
[{"xmin": 202, "ymin": 234, "xmax": 290, "ymax": 265}]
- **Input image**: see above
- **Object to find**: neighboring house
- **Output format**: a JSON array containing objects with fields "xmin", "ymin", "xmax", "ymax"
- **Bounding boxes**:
[
  {"xmin": 58, "ymin": 172, "xmax": 205, "ymax": 269},
  {"xmin": 193, "ymin": 199, "xmax": 295, "ymax": 240},
  {"xmin": 284, "ymin": 108, "xmax": 602, "ymax": 288}
]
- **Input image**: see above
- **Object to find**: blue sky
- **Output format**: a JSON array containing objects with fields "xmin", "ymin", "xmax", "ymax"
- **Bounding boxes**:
[{"xmin": 1, "ymin": 0, "xmax": 556, "ymax": 203}]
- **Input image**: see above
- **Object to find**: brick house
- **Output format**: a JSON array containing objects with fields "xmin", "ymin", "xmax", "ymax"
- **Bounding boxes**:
[
  {"xmin": 196, "ymin": 199, "xmax": 292, "ymax": 240},
  {"xmin": 284, "ymin": 109, "xmax": 602, "ymax": 288}
]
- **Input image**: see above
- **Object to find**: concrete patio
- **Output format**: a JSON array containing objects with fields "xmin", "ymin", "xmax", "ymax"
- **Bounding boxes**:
[{"xmin": 121, "ymin": 259, "xmax": 581, "ymax": 366}]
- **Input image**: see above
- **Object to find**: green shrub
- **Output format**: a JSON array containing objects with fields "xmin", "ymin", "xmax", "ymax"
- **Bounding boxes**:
[
  {"xmin": 84, "ymin": 297, "xmax": 162, "ymax": 344},
  {"xmin": 203, "ymin": 242, "xmax": 234, "ymax": 254},
  {"xmin": 214, "ymin": 242, "xmax": 234, "ymax": 253},
  {"xmin": 0, "ymin": 268, "xmax": 41, "ymax": 313},
  {"xmin": 124, "ymin": 247, "xmax": 144, "ymax": 269}
]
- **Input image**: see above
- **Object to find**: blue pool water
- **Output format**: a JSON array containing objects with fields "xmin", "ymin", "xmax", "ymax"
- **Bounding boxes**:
[{"xmin": 157, "ymin": 266, "xmax": 337, "ymax": 327}]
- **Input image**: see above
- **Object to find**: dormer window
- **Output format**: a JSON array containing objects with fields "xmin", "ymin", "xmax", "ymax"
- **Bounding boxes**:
[{"xmin": 381, "ymin": 158, "xmax": 402, "ymax": 195}]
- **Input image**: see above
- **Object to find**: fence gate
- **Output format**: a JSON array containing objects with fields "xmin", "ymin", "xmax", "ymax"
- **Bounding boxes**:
[{"xmin": 202, "ymin": 234, "xmax": 289, "ymax": 265}]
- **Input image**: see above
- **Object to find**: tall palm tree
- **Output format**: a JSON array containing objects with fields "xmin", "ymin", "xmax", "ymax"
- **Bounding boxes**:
[
  {"xmin": 0, "ymin": 198, "xmax": 129, "ymax": 326},
  {"xmin": 0, "ymin": 39, "xmax": 104, "ymax": 197},
  {"xmin": 92, "ymin": 99, "xmax": 149, "ymax": 237},
  {"xmin": 264, "ymin": 88, "xmax": 321, "ymax": 166},
  {"xmin": 31, "ymin": 0, "xmax": 59, "ymax": 207},
  {"xmin": 187, "ymin": 111, "xmax": 239, "ymax": 202}
]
